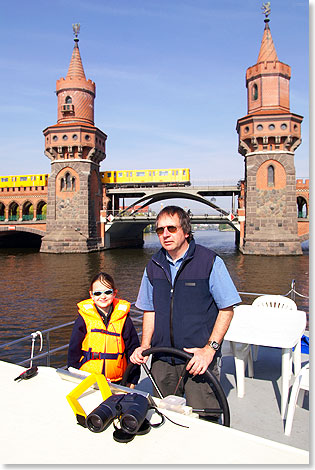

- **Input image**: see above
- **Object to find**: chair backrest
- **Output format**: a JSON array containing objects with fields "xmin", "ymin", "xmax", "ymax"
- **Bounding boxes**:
[{"xmin": 252, "ymin": 295, "xmax": 297, "ymax": 310}]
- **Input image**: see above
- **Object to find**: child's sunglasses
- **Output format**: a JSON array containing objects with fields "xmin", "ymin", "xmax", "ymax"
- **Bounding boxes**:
[{"xmin": 92, "ymin": 289, "xmax": 114, "ymax": 296}]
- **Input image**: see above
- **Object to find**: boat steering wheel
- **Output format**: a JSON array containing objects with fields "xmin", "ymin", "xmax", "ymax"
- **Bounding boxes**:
[{"xmin": 140, "ymin": 347, "xmax": 230, "ymax": 427}]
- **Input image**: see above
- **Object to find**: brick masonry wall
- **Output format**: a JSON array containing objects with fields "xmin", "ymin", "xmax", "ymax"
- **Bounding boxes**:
[
  {"xmin": 242, "ymin": 152, "xmax": 302, "ymax": 255},
  {"xmin": 41, "ymin": 161, "xmax": 102, "ymax": 253}
]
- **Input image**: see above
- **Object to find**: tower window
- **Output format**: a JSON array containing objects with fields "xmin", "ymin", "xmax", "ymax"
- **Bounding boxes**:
[
  {"xmin": 66, "ymin": 172, "xmax": 71, "ymax": 190},
  {"xmin": 60, "ymin": 172, "xmax": 76, "ymax": 192},
  {"xmin": 267, "ymin": 165, "xmax": 275, "ymax": 187},
  {"xmin": 252, "ymin": 84, "xmax": 258, "ymax": 101},
  {"xmin": 61, "ymin": 96, "xmax": 74, "ymax": 114}
]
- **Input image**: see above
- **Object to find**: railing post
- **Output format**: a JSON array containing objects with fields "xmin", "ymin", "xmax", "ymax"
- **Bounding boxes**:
[
  {"xmin": 46, "ymin": 331, "xmax": 51, "ymax": 367},
  {"xmin": 291, "ymin": 279, "xmax": 296, "ymax": 301}
]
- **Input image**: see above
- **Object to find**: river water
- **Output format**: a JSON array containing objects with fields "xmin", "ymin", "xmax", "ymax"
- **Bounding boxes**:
[{"xmin": 0, "ymin": 230, "xmax": 309, "ymax": 366}]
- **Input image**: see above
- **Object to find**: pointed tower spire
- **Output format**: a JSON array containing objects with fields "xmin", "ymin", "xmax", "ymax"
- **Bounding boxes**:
[
  {"xmin": 257, "ymin": 17, "xmax": 278, "ymax": 62},
  {"xmin": 66, "ymin": 24, "xmax": 86, "ymax": 80},
  {"xmin": 243, "ymin": 4, "xmax": 291, "ymax": 115}
]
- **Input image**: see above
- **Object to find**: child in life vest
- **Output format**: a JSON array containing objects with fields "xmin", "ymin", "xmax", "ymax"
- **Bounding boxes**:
[{"xmin": 68, "ymin": 272, "xmax": 140, "ymax": 388}]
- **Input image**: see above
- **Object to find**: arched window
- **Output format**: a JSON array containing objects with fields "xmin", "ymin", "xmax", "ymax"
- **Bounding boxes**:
[
  {"xmin": 267, "ymin": 165, "xmax": 275, "ymax": 187},
  {"xmin": 65, "ymin": 96, "xmax": 72, "ymax": 104},
  {"xmin": 252, "ymin": 83, "xmax": 258, "ymax": 101},
  {"xmin": 0, "ymin": 202, "xmax": 5, "ymax": 220},
  {"xmin": 60, "ymin": 172, "xmax": 76, "ymax": 192},
  {"xmin": 297, "ymin": 196, "xmax": 308, "ymax": 218}
]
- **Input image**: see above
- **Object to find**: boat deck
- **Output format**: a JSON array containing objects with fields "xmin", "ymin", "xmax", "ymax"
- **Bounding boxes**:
[{"xmin": 0, "ymin": 334, "xmax": 309, "ymax": 465}]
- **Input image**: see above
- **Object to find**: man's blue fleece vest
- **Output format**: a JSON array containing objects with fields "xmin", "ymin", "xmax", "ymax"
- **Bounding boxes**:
[{"xmin": 146, "ymin": 239, "xmax": 218, "ymax": 359}]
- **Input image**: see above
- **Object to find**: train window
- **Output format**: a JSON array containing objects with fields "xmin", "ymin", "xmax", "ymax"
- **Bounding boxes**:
[
  {"xmin": 176, "ymin": 171, "xmax": 178, "ymax": 175},
  {"xmin": 12, "ymin": 177, "xmax": 17, "ymax": 182},
  {"xmin": 118, "ymin": 172, "xmax": 123, "ymax": 177},
  {"xmin": 107, "ymin": 172, "xmax": 111, "ymax": 177},
  {"xmin": 31, "ymin": 176, "xmax": 36, "ymax": 181},
  {"xmin": 1, "ymin": 178, "xmax": 8, "ymax": 182},
  {"xmin": 149, "ymin": 171, "xmax": 151, "ymax": 176},
  {"xmin": 159, "ymin": 171, "xmax": 168, "ymax": 176},
  {"xmin": 153, "ymin": 171, "xmax": 155, "ymax": 176},
  {"xmin": 183, "ymin": 170, "xmax": 186, "ymax": 175},
  {"xmin": 172, "ymin": 171, "xmax": 175, "ymax": 176},
  {"xmin": 136, "ymin": 172, "xmax": 145, "ymax": 177},
  {"xmin": 20, "ymin": 177, "xmax": 27, "ymax": 181}
]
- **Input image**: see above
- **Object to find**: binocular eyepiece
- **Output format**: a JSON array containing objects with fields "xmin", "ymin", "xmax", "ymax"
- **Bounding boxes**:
[{"xmin": 85, "ymin": 393, "xmax": 149, "ymax": 435}]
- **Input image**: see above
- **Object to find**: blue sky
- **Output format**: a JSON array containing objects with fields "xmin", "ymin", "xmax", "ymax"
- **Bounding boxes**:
[{"xmin": 0, "ymin": 0, "xmax": 309, "ymax": 186}]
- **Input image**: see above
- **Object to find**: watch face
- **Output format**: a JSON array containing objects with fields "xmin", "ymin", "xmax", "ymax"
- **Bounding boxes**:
[{"xmin": 209, "ymin": 341, "xmax": 219, "ymax": 350}]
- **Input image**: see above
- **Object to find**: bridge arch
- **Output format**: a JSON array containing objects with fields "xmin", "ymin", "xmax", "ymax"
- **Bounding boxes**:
[
  {"xmin": 8, "ymin": 201, "xmax": 20, "ymax": 221},
  {"xmin": 0, "ymin": 202, "xmax": 4, "ymax": 220},
  {"xmin": 36, "ymin": 200, "xmax": 47, "ymax": 220},
  {"xmin": 22, "ymin": 201, "xmax": 34, "ymax": 221},
  {"xmin": 0, "ymin": 226, "xmax": 44, "ymax": 249},
  {"xmin": 119, "ymin": 190, "xmax": 230, "ymax": 218},
  {"xmin": 297, "ymin": 196, "xmax": 308, "ymax": 218}
]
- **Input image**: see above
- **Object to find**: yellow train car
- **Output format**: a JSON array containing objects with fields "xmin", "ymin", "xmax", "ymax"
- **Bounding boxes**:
[
  {"xmin": 0, "ymin": 174, "xmax": 49, "ymax": 188},
  {"xmin": 100, "ymin": 168, "xmax": 190, "ymax": 187}
]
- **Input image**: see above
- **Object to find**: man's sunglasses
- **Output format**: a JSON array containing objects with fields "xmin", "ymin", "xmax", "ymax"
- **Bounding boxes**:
[
  {"xmin": 155, "ymin": 225, "xmax": 179, "ymax": 235},
  {"xmin": 92, "ymin": 289, "xmax": 114, "ymax": 296}
]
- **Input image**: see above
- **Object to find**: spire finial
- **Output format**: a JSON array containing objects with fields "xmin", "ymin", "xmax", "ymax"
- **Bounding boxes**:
[
  {"xmin": 262, "ymin": 2, "xmax": 271, "ymax": 27},
  {"xmin": 72, "ymin": 23, "xmax": 80, "ymax": 44}
]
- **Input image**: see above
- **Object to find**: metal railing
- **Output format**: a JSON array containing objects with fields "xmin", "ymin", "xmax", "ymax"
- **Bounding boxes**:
[{"xmin": 0, "ymin": 282, "xmax": 308, "ymax": 368}]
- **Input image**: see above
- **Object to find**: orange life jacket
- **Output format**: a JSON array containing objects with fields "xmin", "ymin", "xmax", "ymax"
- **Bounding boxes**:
[{"xmin": 77, "ymin": 297, "xmax": 130, "ymax": 382}]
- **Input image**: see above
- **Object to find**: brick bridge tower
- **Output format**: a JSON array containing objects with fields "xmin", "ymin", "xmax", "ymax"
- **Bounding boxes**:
[
  {"xmin": 236, "ymin": 7, "xmax": 303, "ymax": 255},
  {"xmin": 41, "ymin": 25, "xmax": 107, "ymax": 253}
]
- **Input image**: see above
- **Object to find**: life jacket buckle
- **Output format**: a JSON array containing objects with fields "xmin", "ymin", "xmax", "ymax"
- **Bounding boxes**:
[{"xmin": 91, "ymin": 352, "xmax": 102, "ymax": 360}]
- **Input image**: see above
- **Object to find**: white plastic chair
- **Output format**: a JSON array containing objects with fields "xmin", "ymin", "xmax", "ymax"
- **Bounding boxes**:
[
  {"xmin": 252, "ymin": 295, "xmax": 297, "ymax": 311},
  {"xmin": 229, "ymin": 341, "xmax": 254, "ymax": 398},
  {"xmin": 252, "ymin": 295, "xmax": 297, "ymax": 363},
  {"xmin": 284, "ymin": 363, "xmax": 309, "ymax": 436}
]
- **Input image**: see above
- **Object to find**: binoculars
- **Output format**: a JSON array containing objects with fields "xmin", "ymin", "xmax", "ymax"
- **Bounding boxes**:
[{"xmin": 85, "ymin": 393, "xmax": 149, "ymax": 435}]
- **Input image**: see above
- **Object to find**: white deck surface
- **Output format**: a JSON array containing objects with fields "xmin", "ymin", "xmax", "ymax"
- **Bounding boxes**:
[{"xmin": 0, "ymin": 359, "xmax": 309, "ymax": 465}]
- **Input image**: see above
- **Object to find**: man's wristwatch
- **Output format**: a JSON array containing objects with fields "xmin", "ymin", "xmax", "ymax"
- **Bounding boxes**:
[{"xmin": 207, "ymin": 340, "xmax": 220, "ymax": 351}]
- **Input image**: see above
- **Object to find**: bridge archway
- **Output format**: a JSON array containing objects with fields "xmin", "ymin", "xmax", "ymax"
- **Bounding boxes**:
[
  {"xmin": 297, "ymin": 196, "xmax": 308, "ymax": 218},
  {"xmin": 36, "ymin": 201, "xmax": 47, "ymax": 220},
  {"xmin": 9, "ymin": 202, "xmax": 19, "ymax": 221},
  {"xmin": 0, "ymin": 202, "xmax": 4, "ymax": 220},
  {"xmin": 118, "ymin": 190, "xmax": 230, "ymax": 218},
  {"xmin": 22, "ymin": 201, "xmax": 34, "ymax": 221},
  {"xmin": 0, "ymin": 227, "xmax": 44, "ymax": 249}
]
